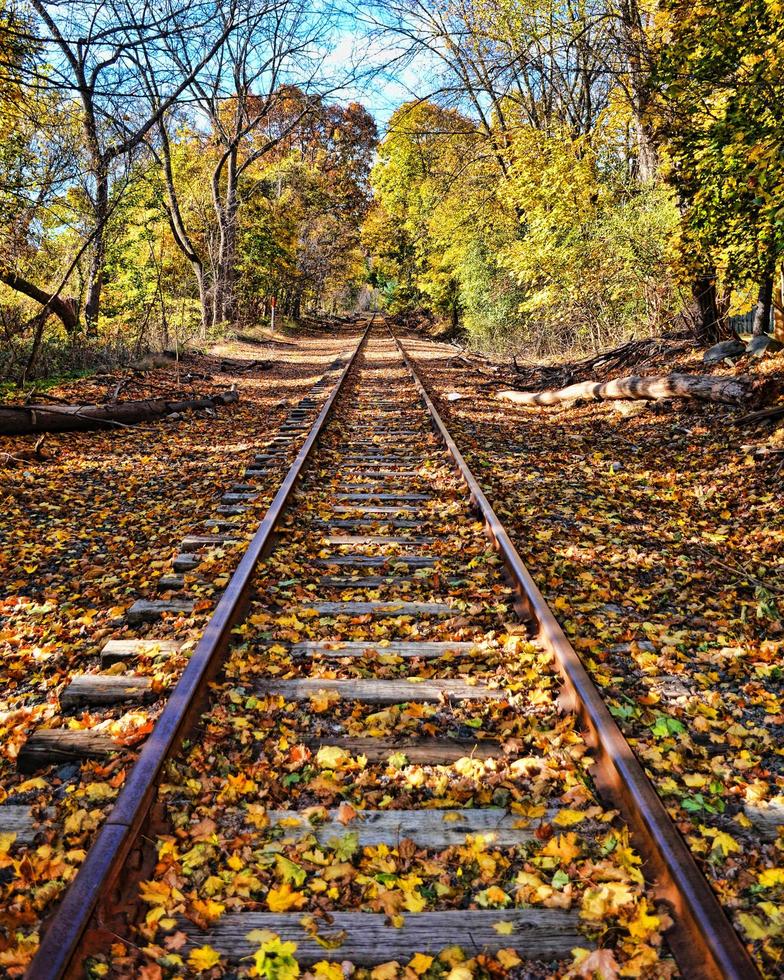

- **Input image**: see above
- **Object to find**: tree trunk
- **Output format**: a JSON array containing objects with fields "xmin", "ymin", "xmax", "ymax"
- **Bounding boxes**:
[
  {"xmin": 497, "ymin": 373, "xmax": 751, "ymax": 406},
  {"xmin": 618, "ymin": 0, "xmax": 658, "ymax": 182},
  {"xmin": 156, "ymin": 121, "xmax": 210, "ymax": 335},
  {"xmin": 22, "ymin": 311, "xmax": 49, "ymax": 384},
  {"xmin": 221, "ymin": 151, "xmax": 239, "ymax": 324},
  {"xmin": 0, "ymin": 389, "xmax": 239, "ymax": 435},
  {"xmin": 210, "ymin": 155, "xmax": 227, "ymax": 328},
  {"xmin": 84, "ymin": 162, "xmax": 109, "ymax": 335},
  {"xmin": 0, "ymin": 269, "xmax": 79, "ymax": 334},
  {"xmin": 634, "ymin": 117, "xmax": 658, "ymax": 183},
  {"xmin": 691, "ymin": 273, "xmax": 725, "ymax": 345},
  {"xmin": 210, "ymin": 148, "xmax": 240, "ymax": 328},
  {"xmin": 193, "ymin": 261, "xmax": 209, "ymax": 334},
  {"xmin": 752, "ymin": 268, "xmax": 774, "ymax": 336}
]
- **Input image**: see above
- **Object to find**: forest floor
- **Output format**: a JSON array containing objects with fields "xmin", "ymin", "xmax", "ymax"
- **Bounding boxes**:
[
  {"xmin": 1, "ymin": 322, "xmax": 783, "ymax": 975},
  {"xmin": 402, "ymin": 331, "xmax": 784, "ymax": 974},
  {"xmin": 0, "ymin": 321, "xmax": 361, "ymax": 974}
]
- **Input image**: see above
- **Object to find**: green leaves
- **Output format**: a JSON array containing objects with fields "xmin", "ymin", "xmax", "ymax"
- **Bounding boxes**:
[{"xmin": 650, "ymin": 715, "xmax": 686, "ymax": 739}]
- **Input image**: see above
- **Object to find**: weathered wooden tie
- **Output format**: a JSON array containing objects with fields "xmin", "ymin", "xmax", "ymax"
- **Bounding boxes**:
[
  {"xmin": 300, "ymin": 600, "xmax": 453, "ymax": 617},
  {"xmin": 18, "ymin": 730, "xmax": 118, "ymax": 772},
  {"xmin": 257, "ymin": 678, "xmax": 498, "ymax": 703},
  {"xmin": 101, "ymin": 638, "xmax": 182, "ymax": 665},
  {"xmin": 127, "ymin": 599, "xmax": 194, "ymax": 623},
  {"xmin": 322, "ymin": 535, "xmax": 435, "ymax": 546},
  {"xmin": 61, "ymin": 674, "xmax": 155, "ymax": 708},
  {"xmin": 178, "ymin": 910, "xmax": 584, "ymax": 964},
  {"xmin": 263, "ymin": 807, "xmax": 549, "ymax": 847},
  {"xmin": 289, "ymin": 640, "xmax": 477, "ymax": 657}
]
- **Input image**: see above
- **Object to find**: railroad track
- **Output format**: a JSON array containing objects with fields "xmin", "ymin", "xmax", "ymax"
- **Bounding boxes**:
[{"xmin": 19, "ymin": 321, "xmax": 757, "ymax": 979}]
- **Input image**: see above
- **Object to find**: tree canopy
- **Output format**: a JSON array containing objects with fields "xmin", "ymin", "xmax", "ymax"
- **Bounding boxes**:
[{"xmin": 1, "ymin": 0, "xmax": 782, "ymax": 378}]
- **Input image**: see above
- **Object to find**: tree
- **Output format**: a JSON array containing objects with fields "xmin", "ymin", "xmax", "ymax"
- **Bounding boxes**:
[
  {"xmin": 164, "ymin": 0, "xmax": 334, "ymax": 327},
  {"xmin": 657, "ymin": 0, "xmax": 784, "ymax": 338},
  {"xmin": 3, "ymin": 0, "xmax": 237, "ymax": 333}
]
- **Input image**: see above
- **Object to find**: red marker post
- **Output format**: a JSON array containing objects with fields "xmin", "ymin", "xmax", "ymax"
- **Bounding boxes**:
[{"xmin": 270, "ymin": 295, "xmax": 276, "ymax": 332}]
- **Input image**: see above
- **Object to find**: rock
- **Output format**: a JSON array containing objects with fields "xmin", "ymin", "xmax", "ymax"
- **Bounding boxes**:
[
  {"xmin": 703, "ymin": 340, "xmax": 745, "ymax": 364},
  {"xmin": 55, "ymin": 762, "xmax": 80, "ymax": 782},
  {"xmin": 611, "ymin": 400, "xmax": 647, "ymax": 417},
  {"xmin": 746, "ymin": 334, "xmax": 784, "ymax": 358},
  {"xmin": 445, "ymin": 392, "xmax": 463, "ymax": 402},
  {"xmin": 610, "ymin": 461, "xmax": 623, "ymax": 473}
]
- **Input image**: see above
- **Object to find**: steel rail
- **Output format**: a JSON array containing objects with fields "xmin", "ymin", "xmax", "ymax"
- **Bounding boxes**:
[
  {"xmin": 26, "ymin": 319, "xmax": 374, "ymax": 980},
  {"xmin": 391, "ymin": 326, "xmax": 759, "ymax": 980}
]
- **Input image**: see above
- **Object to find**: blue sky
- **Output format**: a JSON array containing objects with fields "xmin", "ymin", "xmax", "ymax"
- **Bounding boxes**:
[{"xmin": 320, "ymin": 10, "xmax": 440, "ymax": 130}]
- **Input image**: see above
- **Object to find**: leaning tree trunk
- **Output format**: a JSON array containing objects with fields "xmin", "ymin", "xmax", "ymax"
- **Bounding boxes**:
[
  {"xmin": 0, "ymin": 269, "xmax": 79, "ymax": 334},
  {"xmin": 0, "ymin": 389, "xmax": 238, "ymax": 435},
  {"xmin": 497, "ymin": 373, "xmax": 751, "ymax": 406}
]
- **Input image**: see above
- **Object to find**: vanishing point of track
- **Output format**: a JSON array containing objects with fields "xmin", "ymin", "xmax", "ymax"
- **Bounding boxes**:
[{"xmin": 24, "ymin": 319, "xmax": 757, "ymax": 979}]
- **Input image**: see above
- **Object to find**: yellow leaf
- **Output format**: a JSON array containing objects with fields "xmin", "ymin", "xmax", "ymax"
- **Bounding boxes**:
[
  {"xmin": 402, "ymin": 889, "xmax": 427, "ymax": 912},
  {"xmin": 497, "ymin": 949, "xmax": 521, "ymax": 968},
  {"xmin": 581, "ymin": 882, "xmax": 636, "ymax": 920},
  {"xmin": 310, "ymin": 689, "xmax": 342, "ymax": 713},
  {"xmin": 492, "ymin": 920, "xmax": 515, "ymax": 935},
  {"xmin": 187, "ymin": 945, "xmax": 222, "ymax": 972},
  {"xmin": 276, "ymin": 854, "xmax": 307, "ymax": 886},
  {"xmin": 626, "ymin": 898, "xmax": 661, "ymax": 941},
  {"xmin": 758, "ymin": 868, "xmax": 784, "ymax": 888},
  {"xmin": 313, "ymin": 963, "xmax": 344, "ymax": 980},
  {"xmin": 552, "ymin": 809, "xmax": 586, "ymax": 827},
  {"xmin": 139, "ymin": 880, "xmax": 170, "ymax": 906},
  {"xmin": 476, "ymin": 886, "xmax": 510, "ymax": 908},
  {"xmin": 409, "ymin": 952, "xmax": 434, "ymax": 974},
  {"xmin": 17, "ymin": 777, "xmax": 47, "ymax": 793},
  {"xmin": 250, "ymin": 935, "xmax": 300, "ymax": 979},
  {"xmin": 540, "ymin": 832, "xmax": 581, "ymax": 864},
  {"xmin": 315, "ymin": 745, "xmax": 349, "ymax": 769},
  {"xmin": 191, "ymin": 898, "xmax": 225, "ymax": 923},
  {"xmin": 711, "ymin": 831, "xmax": 741, "ymax": 857},
  {"xmin": 267, "ymin": 883, "xmax": 307, "ymax": 913},
  {"xmin": 737, "ymin": 913, "xmax": 773, "ymax": 940}
]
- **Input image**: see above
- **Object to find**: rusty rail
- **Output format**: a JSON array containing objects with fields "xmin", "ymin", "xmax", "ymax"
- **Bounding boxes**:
[
  {"xmin": 391, "ymin": 327, "xmax": 759, "ymax": 980},
  {"xmin": 26, "ymin": 320, "xmax": 373, "ymax": 980}
]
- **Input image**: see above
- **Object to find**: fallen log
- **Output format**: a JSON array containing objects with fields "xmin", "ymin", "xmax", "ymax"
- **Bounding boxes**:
[
  {"xmin": 497, "ymin": 373, "xmax": 751, "ymax": 407},
  {"xmin": 0, "ymin": 388, "xmax": 238, "ymax": 435},
  {"xmin": 736, "ymin": 405, "xmax": 784, "ymax": 426}
]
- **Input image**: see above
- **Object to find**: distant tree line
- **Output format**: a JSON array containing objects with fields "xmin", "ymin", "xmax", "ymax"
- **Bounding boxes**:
[
  {"xmin": 362, "ymin": 0, "xmax": 784, "ymax": 354},
  {"xmin": 0, "ymin": 0, "xmax": 376, "ymax": 379}
]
